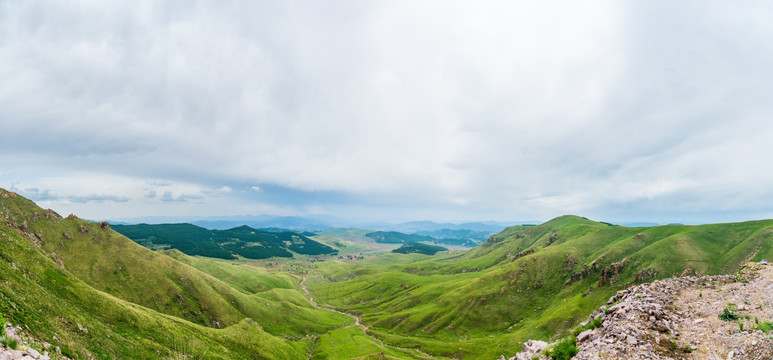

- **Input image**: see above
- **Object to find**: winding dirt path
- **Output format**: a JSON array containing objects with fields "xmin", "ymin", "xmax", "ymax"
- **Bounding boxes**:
[{"xmin": 300, "ymin": 276, "xmax": 435, "ymax": 359}]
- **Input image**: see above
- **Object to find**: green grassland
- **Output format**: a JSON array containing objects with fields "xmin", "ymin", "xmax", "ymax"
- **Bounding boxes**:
[
  {"xmin": 3, "ymin": 186, "xmax": 773, "ymax": 359},
  {"xmin": 312, "ymin": 228, "xmax": 404, "ymax": 256},
  {"xmin": 0, "ymin": 194, "xmax": 311, "ymax": 358},
  {"xmin": 0, "ymin": 189, "xmax": 373, "ymax": 359},
  {"xmin": 309, "ymin": 215, "xmax": 773, "ymax": 358}
]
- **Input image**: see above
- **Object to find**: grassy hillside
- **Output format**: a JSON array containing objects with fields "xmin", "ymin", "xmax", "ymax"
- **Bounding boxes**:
[
  {"xmin": 4, "ymin": 185, "xmax": 772, "ymax": 359},
  {"xmin": 113, "ymin": 223, "xmax": 337, "ymax": 260},
  {"xmin": 309, "ymin": 215, "xmax": 773, "ymax": 358},
  {"xmin": 0, "ymin": 188, "xmax": 374, "ymax": 359},
  {"xmin": 0, "ymin": 189, "xmax": 319, "ymax": 359}
]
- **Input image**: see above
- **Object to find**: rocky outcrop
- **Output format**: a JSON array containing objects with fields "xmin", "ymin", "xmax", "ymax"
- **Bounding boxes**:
[
  {"xmin": 503, "ymin": 263, "xmax": 773, "ymax": 360},
  {"xmin": 2, "ymin": 322, "xmax": 69, "ymax": 360},
  {"xmin": 632, "ymin": 267, "xmax": 657, "ymax": 282},
  {"xmin": 597, "ymin": 259, "xmax": 626, "ymax": 286},
  {"xmin": 509, "ymin": 248, "xmax": 534, "ymax": 263},
  {"xmin": 574, "ymin": 264, "xmax": 772, "ymax": 359},
  {"xmin": 568, "ymin": 262, "xmax": 601, "ymax": 284}
]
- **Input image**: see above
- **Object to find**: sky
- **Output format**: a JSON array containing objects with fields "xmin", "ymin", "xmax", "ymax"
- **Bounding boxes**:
[{"xmin": 2, "ymin": 1, "xmax": 773, "ymax": 225}]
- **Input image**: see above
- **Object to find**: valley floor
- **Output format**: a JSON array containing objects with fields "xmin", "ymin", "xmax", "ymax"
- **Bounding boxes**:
[{"xmin": 300, "ymin": 276, "xmax": 436, "ymax": 359}]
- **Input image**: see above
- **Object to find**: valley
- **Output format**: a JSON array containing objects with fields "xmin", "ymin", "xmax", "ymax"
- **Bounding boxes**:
[{"xmin": 1, "ymin": 188, "xmax": 772, "ymax": 359}]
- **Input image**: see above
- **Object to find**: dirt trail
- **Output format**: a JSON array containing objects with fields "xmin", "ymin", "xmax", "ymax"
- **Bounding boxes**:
[
  {"xmin": 300, "ymin": 276, "xmax": 435, "ymax": 359},
  {"xmin": 674, "ymin": 263, "xmax": 773, "ymax": 359}
]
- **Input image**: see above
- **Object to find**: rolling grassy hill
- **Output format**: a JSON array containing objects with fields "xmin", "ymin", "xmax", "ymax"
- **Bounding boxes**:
[
  {"xmin": 3, "ymin": 186, "xmax": 773, "ymax": 359},
  {"xmin": 112, "ymin": 223, "xmax": 337, "ymax": 260},
  {"xmin": 0, "ymin": 188, "xmax": 353, "ymax": 359},
  {"xmin": 308, "ymin": 215, "xmax": 773, "ymax": 358}
]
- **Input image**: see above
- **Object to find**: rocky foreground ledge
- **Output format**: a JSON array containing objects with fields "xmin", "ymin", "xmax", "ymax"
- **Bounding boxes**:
[
  {"xmin": 1, "ymin": 322, "xmax": 70, "ymax": 360},
  {"xmin": 503, "ymin": 263, "xmax": 773, "ymax": 360}
]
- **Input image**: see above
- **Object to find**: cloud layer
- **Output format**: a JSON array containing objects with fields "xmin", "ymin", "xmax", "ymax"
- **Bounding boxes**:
[{"xmin": 2, "ymin": 1, "xmax": 773, "ymax": 224}]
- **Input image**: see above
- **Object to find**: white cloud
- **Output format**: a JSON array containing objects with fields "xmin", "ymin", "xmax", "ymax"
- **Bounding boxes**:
[{"xmin": 2, "ymin": 1, "xmax": 773, "ymax": 223}]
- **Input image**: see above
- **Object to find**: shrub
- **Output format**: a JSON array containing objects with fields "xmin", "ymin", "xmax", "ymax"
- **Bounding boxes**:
[
  {"xmin": 584, "ymin": 316, "xmax": 603, "ymax": 331},
  {"xmin": 0, "ymin": 312, "xmax": 5, "ymax": 325},
  {"xmin": 546, "ymin": 337, "xmax": 578, "ymax": 360},
  {"xmin": 719, "ymin": 307, "xmax": 739, "ymax": 321}
]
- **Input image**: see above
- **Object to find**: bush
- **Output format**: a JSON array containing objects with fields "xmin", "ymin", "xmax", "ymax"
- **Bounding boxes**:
[
  {"xmin": 719, "ymin": 307, "xmax": 739, "ymax": 321},
  {"xmin": 584, "ymin": 316, "xmax": 603, "ymax": 330},
  {"xmin": 0, "ymin": 312, "xmax": 5, "ymax": 325},
  {"xmin": 546, "ymin": 337, "xmax": 578, "ymax": 360}
]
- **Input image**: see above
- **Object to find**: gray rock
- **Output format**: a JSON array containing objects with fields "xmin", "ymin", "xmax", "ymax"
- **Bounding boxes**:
[
  {"xmin": 577, "ymin": 329, "xmax": 594, "ymax": 343},
  {"xmin": 626, "ymin": 335, "xmax": 637, "ymax": 345},
  {"xmin": 27, "ymin": 348, "xmax": 40, "ymax": 359}
]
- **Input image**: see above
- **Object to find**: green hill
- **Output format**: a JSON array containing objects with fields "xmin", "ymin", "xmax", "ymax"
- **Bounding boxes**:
[
  {"xmin": 308, "ymin": 215, "xmax": 773, "ymax": 358},
  {"xmin": 0, "ymin": 188, "xmax": 351, "ymax": 359},
  {"xmin": 4, "ymin": 186, "xmax": 773, "ymax": 359},
  {"xmin": 392, "ymin": 242, "xmax": 448, "ymax": 255},
  {"xmin": 112, "ymin": 223, "xmax": 337, "ymax": 259}
]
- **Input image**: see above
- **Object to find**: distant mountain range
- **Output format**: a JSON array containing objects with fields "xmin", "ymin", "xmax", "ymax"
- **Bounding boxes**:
[
  {"xmin": 107, "ymin": 215, "xmax": 519, "ymax": 248},
  {"xmin": 109, "ymin": 215, "xmax": 518, "ymax": 232}
]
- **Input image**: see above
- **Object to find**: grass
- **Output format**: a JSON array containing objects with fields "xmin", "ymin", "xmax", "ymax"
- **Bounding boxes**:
[
  {"xmin": 0, "ymin": 189, "xmax": 348, "ymax": 359},
  {"xmin": 719, "ymin": 307, "xmax": 740, "ymax": 321},
  {"xmin": 4, "ymin": 189, "xmax": 773, "ymax": 359},
  {"xmin": 545, "ymin": 337, "xmax": 577, "ymax": 360},
  {"xmin": 308, "ymin": 215, "xmax": 773, "ymax": 358},
  {"xmin": 0, "ymin": 336, "xmax": 18, "ymax": 349},
  {"xmin": 757, "ymin": 320, "xmax": 773, "ymax": 333}
]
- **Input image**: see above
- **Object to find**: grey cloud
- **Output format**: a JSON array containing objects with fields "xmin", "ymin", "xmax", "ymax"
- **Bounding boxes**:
[
  {"xmin": 68, "ymin": 194, "xmax": 130, "ymax": 204},
  {"xmin": 2, "ymin": 1, "xmax": 773, "ymax": 223},
  {"xmin": 21, "ymin": 187, "xmax": 61, "ymax": 201},
  {"xmin": 160, "ymin": 191, "xmax": 204, "ymax": 202},
  {"xmin": 16, "ymin": 186, "xmax": 129, "ymax": 204}
]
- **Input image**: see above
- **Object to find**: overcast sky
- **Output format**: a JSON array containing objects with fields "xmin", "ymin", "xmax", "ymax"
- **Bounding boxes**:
[{"xmin": 2, "ymin": 1, "xmax": 773, "ymax": 225}]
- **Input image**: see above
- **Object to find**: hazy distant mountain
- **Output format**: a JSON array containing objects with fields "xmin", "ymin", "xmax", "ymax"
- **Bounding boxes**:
[
  {"xmin": 108, "ymin": 215, "xmax": 524, "ymax": 236},
  {"xmin": 361, "ymin": 220, "xmax": 516, "ymax": 233},
  {"xmin": 191, "ymin": 216, "xmax": 334, "ymax": 232}
]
